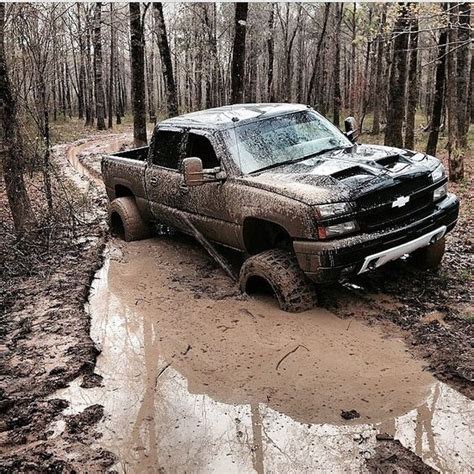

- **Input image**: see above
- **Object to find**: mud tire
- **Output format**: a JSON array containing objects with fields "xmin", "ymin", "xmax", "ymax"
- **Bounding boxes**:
[
  {"xmin": 109, "ymin": 197, "xmax": 151, "ymax": 242},
  {"xmin": 411, "ymin": 237, "xmax": 446, "ymax": 269},
  {"xmin": 239, "ymin": 249, "xmax": 318, "ymax": 313}
]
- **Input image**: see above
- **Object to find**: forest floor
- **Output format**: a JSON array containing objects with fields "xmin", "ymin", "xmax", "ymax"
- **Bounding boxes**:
[{"xmin": 0, "ymin": 121, "xmax": 472, "ymax": 472}]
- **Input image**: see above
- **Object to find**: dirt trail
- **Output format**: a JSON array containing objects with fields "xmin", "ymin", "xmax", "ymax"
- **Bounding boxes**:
[{"xmin": 47, "ymin": 134, "xmax": 473, "ymax": 472}]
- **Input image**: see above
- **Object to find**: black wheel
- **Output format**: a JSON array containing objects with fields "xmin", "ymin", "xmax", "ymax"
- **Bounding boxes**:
[
  {"xmin": 239, "ymin": 249, "xmax": 318, "ymax": 313},
  {"xmin": 109, "ymin": 197, "xmax": 151, "ymax": 242},
  {"xmin": 411, "ymin": 237, "xmax": 446, "ymax": 269}
]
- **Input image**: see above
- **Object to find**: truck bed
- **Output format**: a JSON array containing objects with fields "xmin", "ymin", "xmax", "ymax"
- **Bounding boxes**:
[
  {"xmin": 101, "ymin": 146, "xmax": 149, "ymax": 210},
  {"xmin": 110, "ymin": 145, "xmax": 149, "ymax": 161}
]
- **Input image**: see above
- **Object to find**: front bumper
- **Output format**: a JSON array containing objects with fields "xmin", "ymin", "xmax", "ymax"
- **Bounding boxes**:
[{"xmin": 294, "ymin": 193, "xmax": 459, "ymax": 283}]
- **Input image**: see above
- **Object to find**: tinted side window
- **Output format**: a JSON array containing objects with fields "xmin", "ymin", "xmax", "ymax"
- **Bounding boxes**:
[
  {"xmin": 187, "ymin": 133, "xmax": 219, "ymax": 169},
  {"xmin": 152, "ymin": 130, "xmax": 183, "ymax": 169}
]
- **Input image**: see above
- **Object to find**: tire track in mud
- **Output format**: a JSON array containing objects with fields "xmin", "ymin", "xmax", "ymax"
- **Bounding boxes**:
[{"xmin": 52, "ymin": 134, "xmax": 473, "ymax": 473}]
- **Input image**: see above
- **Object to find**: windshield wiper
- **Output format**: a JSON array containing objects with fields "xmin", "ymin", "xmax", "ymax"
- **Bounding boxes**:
[{"xmin": 249, "ymin": 145, "xmax": 352, "ymax": 175}]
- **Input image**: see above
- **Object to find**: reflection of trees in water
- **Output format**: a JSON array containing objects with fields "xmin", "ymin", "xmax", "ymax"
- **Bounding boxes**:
[
  {"xmin": 413, "ymin": 383, "xmax": 472, "ymax": 473},
  {"xmin": 251, "ymin": 403, "xmax": 264, "ymax": 474},
  {"xmin": 127, "ymin": 312, "xmax": 158, "ymax": 470}
]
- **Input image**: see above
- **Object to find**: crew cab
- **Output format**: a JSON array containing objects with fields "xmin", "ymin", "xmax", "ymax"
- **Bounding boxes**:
[{"xmin": 102, "ymin": 104, "xmax": 459, "ymax": 312}]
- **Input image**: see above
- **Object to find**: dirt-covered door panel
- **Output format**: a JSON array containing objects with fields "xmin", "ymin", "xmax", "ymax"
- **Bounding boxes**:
[
  {"xmin": 145, "ymin": 127, "xmax": 188, "ymax": 229},
  {"xmin": 181, "ymin": 130, "xmax": 241, "ymax": 248}
]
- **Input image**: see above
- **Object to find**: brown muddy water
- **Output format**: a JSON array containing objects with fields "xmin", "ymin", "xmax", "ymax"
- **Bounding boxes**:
[
  {"xmin": 53, "ymin": 137, "xmax": 473, "ymax": 472},
  {"xmin": 54, "ymin": 238, "xmax": 473, "ymax": 473}
]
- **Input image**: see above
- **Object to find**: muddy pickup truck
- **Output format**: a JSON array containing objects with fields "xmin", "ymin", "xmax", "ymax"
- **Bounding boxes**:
[{"xmin": 102, "ymin": 104, "xmax": 459, "ymax": 312}]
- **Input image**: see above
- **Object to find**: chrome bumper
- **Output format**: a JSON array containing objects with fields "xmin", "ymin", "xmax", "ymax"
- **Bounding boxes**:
[{"xmin": 358, "ymin": 225, "xmax": 447, "ymax": 274}]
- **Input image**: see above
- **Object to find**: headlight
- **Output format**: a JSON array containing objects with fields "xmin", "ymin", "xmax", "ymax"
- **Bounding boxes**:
[
  {"xmin": 431, "ymin": 165, "xmax": 445, "ymax": 183},
  {"xmin": 433, "ymin": 183, "xmax": 448, "ymax": 202},
  {"xmin": 318, "ymin": 220, "xmax": 359, "ymax": 239},
  {"xmin": 315, "ymin": 202, "xmax": 352, "ymax": 218}
]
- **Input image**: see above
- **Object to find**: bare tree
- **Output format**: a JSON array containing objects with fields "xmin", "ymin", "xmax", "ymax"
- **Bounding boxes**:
[
  {"xmin": 107, "ymin": 3, "xmax": 114, "ymax": 129},
  {"xmin": 333, "ymin": 3, "xmax": 344, "ymax": 127},
  {"xmin": 0, "ymin": 3, "xmax": 33, "ymax": 233},
  {"xmin": 267, "ymin": 4, "xmax": 275, "ymax": 102},
  {"xmin": 154, "ymin": 3, "xmax": 178, "ymax": 117},
  {"xmin": 456, "ymin": 2, "xmax": 471, "ymax": 148},
  {"xmin": 231, "ymin": 2, "xmax": 248, "ymax": 104},
  {"xmin": 426, "ymin": 17, "xmax": 448, "ymax": 156},
  {"xmin": 447, "ymin": 4, "xmax": 463, "ymax": 182},
  {"xmin": 372, "ymin": 7, "xmax": 386, "ymax": 134},
  {"xmin": 385, "ymin": 5, "xmax": 409, "ymax": 148},
  {"xmin": 405, "ymin": 12, "xmax": 419, "ymax": 150},
  {"xmin": 306, "ymin": 3, "xmax": 330, "ymax": 105},
  {"xmin": 130, "ymin": 2, "xmax": 147, "ymax": 146},
  {"xmin": 93, "ymin": 2, "xmax": 105, "ymax": 130}
]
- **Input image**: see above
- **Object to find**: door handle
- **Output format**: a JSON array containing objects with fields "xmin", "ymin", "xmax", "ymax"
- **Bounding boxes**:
[{"xmin": 149, "ymin": 176, "xmax": 159, "ymax": 186}]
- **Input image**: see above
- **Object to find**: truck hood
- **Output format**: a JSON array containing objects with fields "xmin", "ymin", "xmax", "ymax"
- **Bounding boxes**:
[{"xmin": 238, "ymin": 144, "xmax": 440, "ymax": 205}]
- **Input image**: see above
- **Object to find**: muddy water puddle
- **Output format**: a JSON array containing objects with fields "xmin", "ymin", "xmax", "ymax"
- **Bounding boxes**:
[{"xmin": 54, "ymin": 238, "xmax": 473, "ymax": 473}]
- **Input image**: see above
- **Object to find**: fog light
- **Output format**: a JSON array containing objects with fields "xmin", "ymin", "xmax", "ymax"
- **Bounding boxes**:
[
  {"xmin": 318, "ymin": 220, "xmax": 359, "ymax": 239},
  {"xmin": 433, "ymin": 183, "xmax": 447, "ymax": 202}
]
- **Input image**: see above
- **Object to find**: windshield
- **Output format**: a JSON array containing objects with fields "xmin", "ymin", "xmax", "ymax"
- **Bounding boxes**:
[{"xmin": 226, "ymin": 110, "xmax": 352, "ymax": 174}]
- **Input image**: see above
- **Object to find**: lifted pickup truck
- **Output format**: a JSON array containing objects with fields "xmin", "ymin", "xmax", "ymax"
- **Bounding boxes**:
[{"xmin": 102, "ymin": 104, "xmax": 459, "ymax": 312}]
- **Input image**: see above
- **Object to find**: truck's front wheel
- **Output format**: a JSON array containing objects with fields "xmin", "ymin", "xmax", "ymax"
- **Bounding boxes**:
[
  {"xmin": 410, "ymin": 237, "xmax": 446, "ymax": 269},
  {"xmin": 109, "ymin": 197, "xmax": 151, "ymax": 242},
  {"xmin": 239, "ymin": 249, "xmax": 318, "ymax": 313}
]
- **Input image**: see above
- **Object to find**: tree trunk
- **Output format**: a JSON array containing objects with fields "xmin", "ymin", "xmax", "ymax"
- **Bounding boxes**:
[
  {"xmin": 0, "ymin": 3, "xmax": 33, "ymax": 233},
  {"xmin": 405, "ymin": 14, "xmax": 419, "ymax": 150},
  {"xmin": 384, "ymin": 5, "xmax": 409, "ymax": 148},
  {"xmin": 333, "ymin": 4, "xmax": 343, "ymax": 127},
  {"xmin": 85, "ymin": 8, "xmax": 94, "ymax": 126},
  {"xmin": 372, "ymin": 8, "xmax": 386, "ymax": 134},
  {"xmin": 426, "ymin": 21, "xmax": 448, "ymax": 156},
  {"xmin": 306, "ymin": 3, "xmax": 330, "ymax": 105},
  {"xmin": 114, "ymin": 40, "xmax": 121, "ymax": 124},
  {"xmin": 129, "ymin": 2, "xmax": 147, "ymax": 146},
  {"xmin": 470, "ymin": 52, "xmax": 474, "ymax": 123},
  {"xmin": 267, "ymin": 3, "xmax": 275, "ymax": 102},
  {"xmin": 93, "ymin": 2, "xmax": 105, "ymax": 130},
  {"xmin": 447, "ymin": 5, "xmax": 463, "ymax": 182},
  {"xmin": 153, "ymin": 3, "xmax": 178, "ymax": 117},
  {"xmin": 77, "ymin": 4, "xmax": 86, "ymax": 121},
  {"xmin": 456, "ymin": 2, "xmax": 471, "ymax": 148},
  {"xmin": 107, "ymin": 3, "xmax": 114, "ymax": 129},
  {"xmin": 231, "ymin": 2, "xmax": 248, "ymax": 104}
]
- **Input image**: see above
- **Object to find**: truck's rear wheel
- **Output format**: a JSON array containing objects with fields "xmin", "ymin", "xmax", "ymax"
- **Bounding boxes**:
[
  {"xmin": 410, "ymin": 237, "xmax": 446, "ymax": 269},
  {"xmin": 239, "ymin": 249, "xmax": 318, "ymax": 313},
  {"xmin": 109, "ymin": 197, "xmax": 151, "ymax": 242}
]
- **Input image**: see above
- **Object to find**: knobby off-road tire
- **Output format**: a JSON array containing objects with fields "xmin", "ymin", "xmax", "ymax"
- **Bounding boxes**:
[
  {"xmin": 411, "ymin": 237, "xmax": 446, "ymax": 269},
  {"xmin": 109, "ymin": 197, "xmax": 151, "ymax": 242},
  {"xmin": 239, "ymin": 249, "xmax": 318, "ymax": 313}
]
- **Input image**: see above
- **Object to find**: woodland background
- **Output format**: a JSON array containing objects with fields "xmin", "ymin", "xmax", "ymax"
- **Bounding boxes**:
[{"xmin": 0, "ymin": 1, "xmax": 472, "ymax": 235}]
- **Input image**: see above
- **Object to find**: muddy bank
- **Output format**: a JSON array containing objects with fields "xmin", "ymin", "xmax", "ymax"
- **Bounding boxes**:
[{"xmin": 0, "ymin": 135, "xmax": 130, "ymax": 471}]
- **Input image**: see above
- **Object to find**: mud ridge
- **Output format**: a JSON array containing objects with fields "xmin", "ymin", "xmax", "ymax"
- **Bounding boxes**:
[{"xmin": 0, "ymin": 136, "xmax": 128, "ymax": 472}]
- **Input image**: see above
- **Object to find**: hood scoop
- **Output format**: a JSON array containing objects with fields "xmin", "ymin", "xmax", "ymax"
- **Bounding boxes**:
[
  {"xmin": 331, "ymin": 165, "xmax": 374, "ymax": 181},
  {"xmin": 374, "ymin": 154, "xmax": 411, "ymax": 173}
]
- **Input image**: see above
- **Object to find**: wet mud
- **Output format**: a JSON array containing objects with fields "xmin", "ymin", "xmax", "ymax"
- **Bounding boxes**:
[{"xmin": 55, "ymin": 237, "xmax": 473, "ymax": 473}]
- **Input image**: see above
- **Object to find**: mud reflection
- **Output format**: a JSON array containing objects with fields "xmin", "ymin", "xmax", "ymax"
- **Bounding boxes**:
[{"xmin": 56, "ymin": 239, "xmax": 473, "ymax": 473}]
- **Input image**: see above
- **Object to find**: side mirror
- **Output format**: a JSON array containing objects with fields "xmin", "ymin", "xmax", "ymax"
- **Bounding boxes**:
[
  {"xmin": 344, "ymin": 116, "xmax": 358, "ymax": 142},
  {"xmin": 182, "ymin": 157, "xmax": 205, "ymax": 187}
]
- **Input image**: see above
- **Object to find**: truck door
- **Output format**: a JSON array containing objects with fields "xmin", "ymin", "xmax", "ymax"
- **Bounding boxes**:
[
  {"xmin": 181, "ymin": 130, "xmax": 241, "ymax": 249},
  {"xmin": 145, "ymin": 127, "xmax": 188, "ymax": 230}
]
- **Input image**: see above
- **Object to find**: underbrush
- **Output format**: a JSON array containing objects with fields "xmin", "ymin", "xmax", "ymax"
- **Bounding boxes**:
[{"xmin": 1, "ymin": 166, "xmax": 99, "ymax": 310}]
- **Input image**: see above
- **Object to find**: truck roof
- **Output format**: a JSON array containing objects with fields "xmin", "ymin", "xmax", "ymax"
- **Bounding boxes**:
[{"xmin": 159, "ymin": 103, "xmax": 309, "ymax": 130}]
